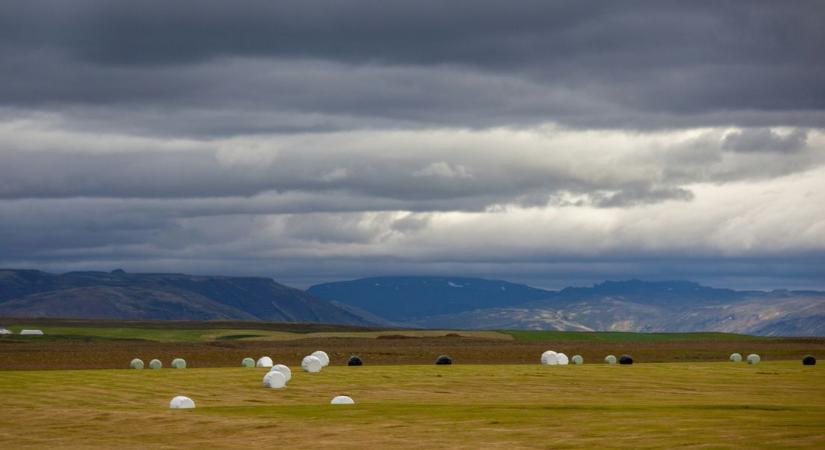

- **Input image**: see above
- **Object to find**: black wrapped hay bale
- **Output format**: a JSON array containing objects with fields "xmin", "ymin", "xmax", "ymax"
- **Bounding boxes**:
[
  {"xmin": 347, "ymin": 355, "xmax": 363, "ymax": 366},
  {"xmin": 619, "ymin": 355, "xmax": 634, "ymax": 365},
  {"xmin": 435, "ymin": 355, "xmax": 453, "ymax": 365},
  {"xmin": 803, "ymin": 355, "xmax": 816, "ymax": 366}
]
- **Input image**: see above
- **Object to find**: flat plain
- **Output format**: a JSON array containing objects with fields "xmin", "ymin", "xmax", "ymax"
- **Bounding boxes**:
[
  {"xmin": 2, "ymin": 319, "xmax": 824, "ymax": 370},
  {"xmin": 0, "ymin": 362, "xmax": 823, "ymax": 449},
  {"xmin": 1, "ymin": 320, "xmax": 823, "ymax": 449}
]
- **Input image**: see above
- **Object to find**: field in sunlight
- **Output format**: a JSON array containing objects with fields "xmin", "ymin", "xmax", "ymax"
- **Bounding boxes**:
[{"xmin": 1, "ymin": 362, "xmax": 823, "ymax": 449}]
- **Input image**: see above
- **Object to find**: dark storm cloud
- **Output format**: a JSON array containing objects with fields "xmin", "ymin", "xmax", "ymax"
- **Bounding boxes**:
[
  {"xmin": 1, "ymin": 1, "xmax": 825, "ymax": 289},
  {"xmin": 723, "ymin": 128, "xmax": 808, "ymax": 153},
  {"xmin": 0, "ymin": 1, "xmax": 823, "ymax": 131}
]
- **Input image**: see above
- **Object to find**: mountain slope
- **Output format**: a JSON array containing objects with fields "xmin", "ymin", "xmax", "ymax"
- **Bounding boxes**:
[
  {"xmin": 0, "ymin": 269, "xmax": 372, "ymax": 325},
  {"xmin": 308, "ymin": 276, "xmax": 554, "ymax": 321},
  {"xmin": 309, "ymin": 277, "xmax": 825, "ymax": 336}
]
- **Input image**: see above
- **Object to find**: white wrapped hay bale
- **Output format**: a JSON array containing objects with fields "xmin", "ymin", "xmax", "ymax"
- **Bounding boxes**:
[
  {"xmin": 541, "ymin": 350, "xmax": 558, "ymax": 365},
  {"xmin": 330, "ymin": 395, "xmax": 355, "ymax": 405},
  {"xmin": 746, "ymin": 354, "xmax": 761, "ymax": 365},
  {"xmin": 241, "ymin": 357, "xmax": 255, "ymax": 368},
  {"xmin": 263, "ymin": 371, "xmax": 287, "ymax": 389},
  {"xmin": 171, "ymin": 358, "xmax": 187, "ymax": 369},
  {"xmin": 557, "ymin": 353, "xmax": 570, "ymax": 365},
  {"xmin": 604, "ymin": 355, "xmax": 617, "ymax": 364},
  {"xmin": 256, "ymin": 356, "xmax": 273, "ymax": 368},
  {"xmin": 0, "ymin": 328, "xmax": 12, "ymax": 335},
  {"xmin": 302, "ymin": 355, "xmax": 323, "ymax": 373},
  {"xmin": 729, "ymin": 353, "xmax": 742, "ymax": 362},
  {"xmin": 270, "ymin": 364, "xmax": 292, "ymax": 382},
  {"xmin": 149, "ymin": 359, "xmax": 163, "ymax": 369},
  {"xmin": 571, "ymin": 355, "xmax": 584, "ymax": 365},
  {"xmin": 130, "ymin": 358, "xmax": 144, "ymax": 370},
  {"xmin": 169, "ymin": 396, "xmax": 195, "ymax": 409},
  {"xmin": 20, "ymin": 329, "xmax": 44, "ymax": 336},
  {"xmin": 311, "ymin": 350, "xmax": 330, "ymax": 367}
]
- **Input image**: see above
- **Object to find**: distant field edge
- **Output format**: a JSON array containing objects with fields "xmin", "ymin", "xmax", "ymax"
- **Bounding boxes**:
[
  {"xmin": 0, "ymin": 317, "xmax": 392, "ymax": 332},
  {"xmin": 503, "ymin": 330, "xmax": 787, "ymax": 342}
]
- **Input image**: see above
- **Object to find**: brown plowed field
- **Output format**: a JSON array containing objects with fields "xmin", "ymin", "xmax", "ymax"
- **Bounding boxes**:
[{"xmin": 3, "ymin": 336, "xmax": 824, "ymax": 370}]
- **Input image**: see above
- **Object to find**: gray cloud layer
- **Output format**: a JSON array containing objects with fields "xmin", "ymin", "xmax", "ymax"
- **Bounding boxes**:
[
  {"xmin": 1, "ymin": 1, "xmax": 824, "ymax": 288},
  {"xmin": 1, "ymin": 1, "xmax": 824, "ymax": 132}
]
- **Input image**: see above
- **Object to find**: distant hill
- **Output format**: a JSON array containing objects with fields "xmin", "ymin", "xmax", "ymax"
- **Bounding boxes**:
[
  {"xmin": 309, "ymin": 277, "xmax": 825, "ymax": 336},
  {"xmin": 307, "ymin": 276, "xmax": 554, "ymax": 321},
  {"xmin": 0, "ymin": 269, "xmax": 373, "ymax": 325}
]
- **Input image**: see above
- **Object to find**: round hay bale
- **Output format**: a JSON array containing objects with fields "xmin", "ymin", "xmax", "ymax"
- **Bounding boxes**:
[
  {"xmin": 302, "ymin": 355, "xmax": 323, "ymax": 373},
  {"xmin": 347, "ymin": 355, "xmax": 363, "ymax": 366},
  {"xmin": 540, "ymin": 350, "xmax": 558, "ymax": 365},
  {"xmin": 802, "ymin": 355, "xmax": 816, "ymax": 366},
  {"xmin": 130, "ymin": 358, "xmax": 144, "ymax": 370},
  {"xmin": 149, "ymin": 359, "xmax": 163, "ymax": 369},
  {"xmin": 169, "ymin": 396, "xmax": 195, "ymax": 409},
  {"xmin": 619, "ymin": 355, "xmax": 634, "ymax": 365},
  {"xmin": 330, "ymin": 395, "xmax": 355, "ymax": 405},
  {"xmin": 263, "ymin": 371, "xmax": 287, "ymax": 389},
  {"xmin": 557, "ymin": 353, "xmax": 570, "ymax": 365},
  {"xmin": 256, "ymin": 356, "xmax": 273, "ymax": 368},
  {"xmin": 171, "ymin": 358, "xmax": 187, "ymax": 369},
  {"xmin": 571, "ymin": 355, "xmax": 584, "ymax": 365},
  {"xmin": 270, "ymin": 364, "xmax": 292, "ymax": 382},
  {"xmin": 604, "ymin": 355, "xmax": 617, "ymax": 364},
  {"xmin": 435, "ymin": 355, "xmax": 453, "ymax": 365},
  {"xmin": 241, "ymin": 357, "xmax": 255, "ymax": 368},
  {"xmin": 311, "ymin": 350, "xmax": 330, "ymax": 367},
  {"xmin": 746, "ymin": 354, "xmax": 761, "ymax": 365},
  {"xmin": 540, "ymin": 351, "xmax": 558, "ymax": 365},
  {"xmin": 729, "ymin": 353, "xmax": 742, "ymax": 362}
]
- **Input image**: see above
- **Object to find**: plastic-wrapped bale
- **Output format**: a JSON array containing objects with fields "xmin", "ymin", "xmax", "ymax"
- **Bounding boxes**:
[
  {"xmin": 729, "ymin": 353, "xmax": 742, "ymax": 362},
  {"xmin": 541, "ymin": 350, "xmax": 558, "ymax": 365},
  {"xmin": 263, "ymin": 371, "xmax": 287, "ymax": 389},
  {"xmin": 435, "ymin": 355, "xmax": 453, "ymax": 365},
  {"xmin": 169, "ymin": 396, "xmax": 195, "ymax": 409},
  {"xmin": 256, "ymin": 356, "xmax": 273, "ymax": 368},
  {"xmin": 311, "ymin": 350, "xmax": 330, "ymax": 367},
  {"xmin": 330, "ymin": 395, "xmax": 355, "ymax": 405},
  {"xmin": 571, "ymin": 355, "xmax": 584, "ymax": 365},
  {"xmin": 347, "ymin": 355, "xmax": 363, "ymax": 366},
  {"xmin": 604, "ymin": 355, "xmax": 617, "ymax": 365},
  {"xmin": 171, "ymin": 358, "xmax": 187, "ymax": 369},
  {"xmin": 0, "ymin": 328, "xmax": 12, "ymax": 335},
  {"xmin": 557, "ymin": 353, "xmax": 570, "ymax": 365},
  {"xmin": 619, "ymin": 355, "xmax": 633, "ymax": 365},
  {"xmin": 149, "ymin": 359, "xmax": 163, "ymax": 369},
  {"xmin": 746, "ymin": 354, "xmax": 760, "ymax": 365},
  {"xmin": 270, "ymin": 364, "xmax": 292, "ymax": 382},
  {"xmin": 20, "ymin": 329, "xmax": 44, "ymax": 336},
  {"xmin": 802, "ymin": 355, "xmax": 816, "ymax": 366},
  {"xmin": 130, "ymin": 358, "xmax": 144, "ymax": 370},
  {"xmin": 241, "ymin": 357, "xmax": 255, "ymax": 368},
  {"xmin": 302, "ymin": 355, "xmax": 323, "ymax": 373}
]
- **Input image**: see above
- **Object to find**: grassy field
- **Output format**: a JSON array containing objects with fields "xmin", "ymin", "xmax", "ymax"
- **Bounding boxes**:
[
  {"xmin": 0, "ymin": 321, "xmax": 780, "ymax": 343},
  {"xmin": 1, "ymin": 324, "xmax": 512, "ymax": 342},
  {"xmin": 0, "ymin": 362, "xmax": 823, "ymax": 449},
  {"xmin": 506, "ymin": 330, "xmax": 767, "ymax": 342},
  {"xmin": 2, "ymin": 320, "xmax": 824, "ymax": 370}
]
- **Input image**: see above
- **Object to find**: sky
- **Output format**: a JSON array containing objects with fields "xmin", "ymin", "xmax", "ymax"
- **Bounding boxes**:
[{"xmin": 1, "ymin": 1, "xmax": 824, "ymax": 290}]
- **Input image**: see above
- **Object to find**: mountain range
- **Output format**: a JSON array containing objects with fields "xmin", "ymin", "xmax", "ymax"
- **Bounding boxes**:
[
  {"xmin": 308, "ymin": 277, "xmax": 825, "ymax": 336},
  {"xmin": 0, "ymin": 269, "xmax": 371, "ymax": 325},
  {"xmin": 2, "ymin": 269, "xmax": 824, "ymax": 336}
]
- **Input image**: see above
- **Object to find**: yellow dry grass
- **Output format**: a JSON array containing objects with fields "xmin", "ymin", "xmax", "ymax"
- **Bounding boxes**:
[{"xmin": 0, "ymin": 362, "xmax": 823, "ymax": 449}]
